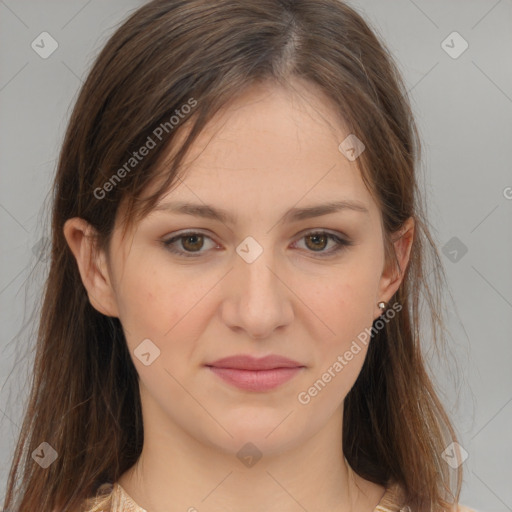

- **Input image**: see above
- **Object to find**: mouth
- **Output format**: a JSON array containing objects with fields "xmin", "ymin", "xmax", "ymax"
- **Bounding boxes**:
[{"xmin": 205, "ymin": 354, "xmax": 305, "ymax": 392}]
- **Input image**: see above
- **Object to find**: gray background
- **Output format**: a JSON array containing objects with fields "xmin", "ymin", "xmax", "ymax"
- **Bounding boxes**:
[{"xmin": 0, "ymin": 1, "xmax": 511, "ymax": 510}]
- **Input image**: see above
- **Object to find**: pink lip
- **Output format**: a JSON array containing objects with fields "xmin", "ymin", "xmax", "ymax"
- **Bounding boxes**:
[{"xmin": 206, "ymin": 354, "xmax": 305, "ymax": 392}]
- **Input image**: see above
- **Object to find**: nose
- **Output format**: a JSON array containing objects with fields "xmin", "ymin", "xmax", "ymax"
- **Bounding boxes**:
[{"xmin": 220, "ymin": 244, "xmax": 294, "ymax": 339}]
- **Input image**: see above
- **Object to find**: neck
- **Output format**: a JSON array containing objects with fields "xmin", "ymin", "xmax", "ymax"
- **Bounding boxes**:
[{"xmin": 117, "ymin": 403, "xmax": 384, "ymax": 512}]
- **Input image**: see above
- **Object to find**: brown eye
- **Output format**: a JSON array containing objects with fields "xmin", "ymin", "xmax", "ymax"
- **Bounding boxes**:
[
  {"xmin": 181, "ymin": 234, "xmax": 204, "ymax": 252},
  {"xmin": 304, "ymin": 233, "xmax": 329, "ymax": 252},
  {"xmin": 163, "ymin": 231, "xmax": 216, "ymax": 257},
  {"xmin": 293, "ymin": 231, "xmax": 353, "ymax": 257},
  {"xmin": 163, "ymin": 230, "xmax": 353, "ymax": 259}
]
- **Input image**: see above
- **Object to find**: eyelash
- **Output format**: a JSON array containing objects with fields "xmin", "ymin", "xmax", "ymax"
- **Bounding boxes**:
[{"xmin": 162, "ymin": 230, "xmax": 353, "ymax": 258}]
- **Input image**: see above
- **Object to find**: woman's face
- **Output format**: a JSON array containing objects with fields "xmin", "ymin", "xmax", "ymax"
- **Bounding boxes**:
[{"xmin": 69, "ymin": 79, "xmax": 412, "ymax": 457}]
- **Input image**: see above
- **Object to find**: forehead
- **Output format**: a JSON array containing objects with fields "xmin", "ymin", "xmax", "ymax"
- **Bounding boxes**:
[
  {"xmin": 162, "ymin": 82, "xmax": 373, "ymax": 203},
  {"xmin": 115, "ymin": 79, "xmax": 379, "ymax": 240}
]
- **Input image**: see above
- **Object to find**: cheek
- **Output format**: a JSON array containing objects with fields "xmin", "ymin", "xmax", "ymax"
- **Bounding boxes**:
[
  {"xmin": 295, "ymin": 280, "xmax": 375, "ymax": 412},
  {"xmin": 295, "ymin": 262, "xmax": 380, "ymax": 396},
  {"xmin": 114, "ymin": 258, "xmax": 215, "ymax": 360},
  {"xmin": 112, "ymin": 260, "xmax": 175, "ymax": 346},
  {"xmin": 302, "ymin": 267, "xmax": 378, "ymax": 342}
]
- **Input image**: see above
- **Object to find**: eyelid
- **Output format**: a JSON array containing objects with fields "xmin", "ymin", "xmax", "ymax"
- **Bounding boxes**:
[
  {"xmin": 291, "ymin": 230, "xmax": 353, "ymax": 256},
  {"xmin": 162, "ymin": 229, "xmax": 219, "ymax": 254},
  {"xmin": 162, "ymin": 229, "xmax": 353, "ymax": 258}
]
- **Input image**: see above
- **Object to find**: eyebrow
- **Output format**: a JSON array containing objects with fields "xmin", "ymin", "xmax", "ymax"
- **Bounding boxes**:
[{"xmin": 152, "ymin": 199, "xmax": 370, "ymax": 225}]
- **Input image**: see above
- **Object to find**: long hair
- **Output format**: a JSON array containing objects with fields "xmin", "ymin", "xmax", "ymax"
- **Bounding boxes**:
[{"xmin": 2, "ymin": 1, "xmax": 462, "ymax": 510}]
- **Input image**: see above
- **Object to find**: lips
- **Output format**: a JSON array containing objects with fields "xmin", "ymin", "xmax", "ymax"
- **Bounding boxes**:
[
  {"xmin": 206, "ymin": 354, "xmax": 304, "ymax": 371},
  {"xmin": 205, "ymin": 354, "xmax": 305, "ymax": 392}
]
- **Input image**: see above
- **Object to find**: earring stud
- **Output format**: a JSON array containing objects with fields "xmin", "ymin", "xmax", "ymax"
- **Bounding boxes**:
[{"xmin": 377, "ymin": 301, "xmax": 387, "ymax": 310}]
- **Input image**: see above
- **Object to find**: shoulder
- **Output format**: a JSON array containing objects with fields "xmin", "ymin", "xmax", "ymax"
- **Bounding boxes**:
[
  {"xmin": 457, "ymin": 505, "xmax": 478, "ymax": 512},
  {"xmin": 72, "ymin": 482, "xmax": 114, "ymax": 512},
  {"xmin": 375, "ymin": 482, "xmax": 479, "ymax": 512}
]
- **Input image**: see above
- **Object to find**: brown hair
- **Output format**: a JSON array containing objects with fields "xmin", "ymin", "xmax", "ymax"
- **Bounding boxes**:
[{"xmin": 2, "ymin": 0, "xmax": 462, "ymax": 510}]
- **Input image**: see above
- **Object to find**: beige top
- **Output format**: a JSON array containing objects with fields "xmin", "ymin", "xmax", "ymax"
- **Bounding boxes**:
[{"xmin": 82, "ymin": 481, "xmax": 477, "ymax": 512}]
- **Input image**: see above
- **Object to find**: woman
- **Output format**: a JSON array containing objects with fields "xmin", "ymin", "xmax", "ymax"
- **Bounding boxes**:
[{"xmin": 2, "ymin": 0, "xmax": 476, "ymax": 510}]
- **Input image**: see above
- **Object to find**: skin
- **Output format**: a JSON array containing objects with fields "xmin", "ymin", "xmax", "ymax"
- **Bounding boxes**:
[{"xmin": 64, "ymin": 78, "xmax": 414, "ymax": 512}]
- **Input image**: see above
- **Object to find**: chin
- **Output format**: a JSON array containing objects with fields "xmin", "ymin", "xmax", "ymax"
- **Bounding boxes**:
[{"xmin": 207, "ymin": 415, "xmax": 304, "ymax": 458}]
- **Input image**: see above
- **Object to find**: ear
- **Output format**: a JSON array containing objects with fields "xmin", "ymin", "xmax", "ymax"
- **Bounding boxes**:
[
  {"xmin": 374, "ymin": 216, "xmax": 415, "ymax": 319},
  {"xmin": 63, "ymin": 217, "xmax": 120, "ymax": 318}
]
